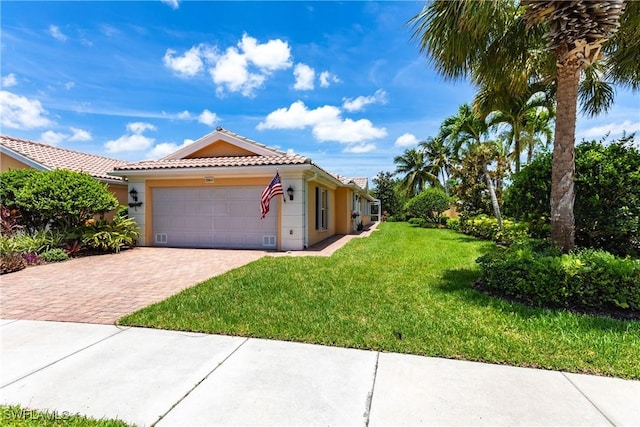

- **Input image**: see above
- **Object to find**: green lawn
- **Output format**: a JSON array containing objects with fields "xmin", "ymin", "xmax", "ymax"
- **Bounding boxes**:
[
  {"xmin": 120, "ymin": 222, "xmax": 640, "ymax": 379},
  {"xmin": 0, "ymin": 405, "xmax": 131, "ymax": 427}
]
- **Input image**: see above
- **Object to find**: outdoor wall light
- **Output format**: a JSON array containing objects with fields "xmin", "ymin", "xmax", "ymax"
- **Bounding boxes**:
[
  {"xmin": 128, "ymin": 188, "xmax": 142, "ymax": 209},
  {"xmin": 287, "ymin": 185, "xmax": 294, "ymax": 201},
  {"xmin": 129, "ymin": 188, "xmax": 138, "ymax": 202}
]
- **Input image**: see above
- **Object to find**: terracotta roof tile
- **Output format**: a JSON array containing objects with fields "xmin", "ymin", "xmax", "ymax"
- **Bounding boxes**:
[
  {"xmin": 329, "ymin": 173, "xmax": 368, "ymax": 190},
  {"xmin": 1, "ymin": 135, "xmax": 127, "ymax": 183},
  {"xmin": 113, "ymin": 154, "xmax": 311, "ymax": 171}
]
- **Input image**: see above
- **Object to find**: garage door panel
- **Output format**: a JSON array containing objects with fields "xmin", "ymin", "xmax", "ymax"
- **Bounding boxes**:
[{"xmin": 153, "ymin": 186, "xmax": 276, "ymax": 249}]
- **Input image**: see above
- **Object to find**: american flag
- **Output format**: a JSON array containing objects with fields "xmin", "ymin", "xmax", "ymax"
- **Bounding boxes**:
[{"xmin": 260, "ymin": 172, "xmax": 284, "ymax": 219}]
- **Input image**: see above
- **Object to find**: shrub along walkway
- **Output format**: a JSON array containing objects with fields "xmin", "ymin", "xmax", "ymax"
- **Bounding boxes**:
[{"xmin": 0, "ymin": 247, "xmax": 266, "ymax": 324}]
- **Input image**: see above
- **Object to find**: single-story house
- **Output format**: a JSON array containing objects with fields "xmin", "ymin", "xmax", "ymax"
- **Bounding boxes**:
[
  {"xmin": 0, "ymin": 135, "xmax": 129, "ymax": 206},
  {"xmin": 110, "ymin": 127, "xmax": 379, "ymax": 251}
]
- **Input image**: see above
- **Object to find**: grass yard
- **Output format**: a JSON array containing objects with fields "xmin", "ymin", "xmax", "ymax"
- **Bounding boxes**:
[
  {"xmin": 0, "ymin": 405, "xmax": 131, "ymax": 427},
  {"xmin": 120, "ymin": 222, "xmax": 640, "ymax": 379}
]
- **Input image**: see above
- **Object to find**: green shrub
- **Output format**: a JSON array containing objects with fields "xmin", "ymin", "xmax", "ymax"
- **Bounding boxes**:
[
  {"xmin": 408, "ymin": 217, "xmax": 426, "ymax": 227},
  {"xmin": 404, "ymin": 188, "xmax": 450, "ymax": 223},
  {"xmin": 504, "ymin": 136, "xmax": 640, "ymax": 256},
  {"xmin": 446, "ymin": 218, "xmax": 461, "ymax": 231},
  {"xmin": 477, "ymin": 242, "xmax": 640, "ymax": 313},
  {"xmin": 81, "ymin": 215, "xmax": 140, "ymax": 253},
  {"xmin": 2, "ymin": 169, "xmax": 119, "ymax": 233},
  {"xmin": 40, "ymin": 248, "xmax": 69, "ymax": 262},
  {"xmin": 458, "ymin": 215, "xmax": 530, "ymax": 245}
]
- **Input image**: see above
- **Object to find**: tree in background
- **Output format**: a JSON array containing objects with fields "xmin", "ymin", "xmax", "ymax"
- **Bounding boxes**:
[
  {"xmin": 404, "ymin": 187, "xmax": 451, "ymax": 223},
  {"xmin": 372, "ymin": 171, "xmax": 402, "ymax": 217},
  {"xmin": 393, "ymin": 147, "xmax": 439, "ymax": 198}
]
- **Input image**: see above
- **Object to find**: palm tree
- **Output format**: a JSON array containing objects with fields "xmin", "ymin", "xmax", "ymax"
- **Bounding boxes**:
[
  {"xmin": 439, "ymin": 104, "xmax": 503, "ymax": 227},
  {"xmin": 419, "ymin": 136, "xmax": 452, "ymax": 190},
  {"xmin": 393, "ymin": 147, "xmax": 438, "ymax": 198},
  {"xmin": 522, "ymin": 106, "xmax": 554, "ymax": 165},
  {"xmin": 474, "ymin": 83, "xmax": 554, "ymax": 173},
  {"xmin": 409, "ymin": 0, "xmax": 638, "ymax": 251}
]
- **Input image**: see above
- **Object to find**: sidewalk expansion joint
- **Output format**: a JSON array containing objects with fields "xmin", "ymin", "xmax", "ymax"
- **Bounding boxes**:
[
  {"xmin": 364, "ymin": 351, "xmax": 380, "ymax": 427},
  {"xmin": 561, "ymin": 372, "xmax": 615, "ymax": 426},
  {"xmin": 151, "ymin": 336, "xmax": 250, "ymax": 427},
  {"xmin": 0, "ymin": 324, "xmax": 129, "ymax": 389}
]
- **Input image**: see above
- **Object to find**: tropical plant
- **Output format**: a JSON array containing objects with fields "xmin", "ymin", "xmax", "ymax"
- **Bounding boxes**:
[
  {"xmin": 409, "ymin": 0, "xmax": 639, "ymax": 251},
  {"xmin": 474, "ymin": 82, "xmax": 554, "ymax": 172},
  {"xmin": 419, "ymin": 135, "xmax": 453, "ymax": 190},
  {"xmin": 404, "ymin": 187, "xmax": 451, "ymax": 223},
  {"xmin": 81, "ymin": 215, "xmax": 140, "ymax": 253},
  {"xmin": 438, "ymin": 104, "xmax": 504, "ymax": 227},
  {"xmin": 393, "ymin": 147, "xmax": 439, "ymax": 197},
  {"xmin": 504, "ymin": 135, "xmax": 640, "ymax": 257}
]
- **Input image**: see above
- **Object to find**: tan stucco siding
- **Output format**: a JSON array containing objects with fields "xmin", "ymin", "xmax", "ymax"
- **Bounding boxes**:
[
  {"xmin": 334, "ymin": 187, "xmax": 351, "ymax": 235},
  {"xmin": 0, "ymin": 153, "xmax": 31, "ymax": 171},
  {"xmin": 185, "ymin": 140, "xmax": 257, "ymax": 158},
  {"xmin": 307, "ymin": 182, "xmax": 336, "ymax": 247},
  {"xmin": 108, "ymin": 184, "xmax": 129, "ymax": 207}
]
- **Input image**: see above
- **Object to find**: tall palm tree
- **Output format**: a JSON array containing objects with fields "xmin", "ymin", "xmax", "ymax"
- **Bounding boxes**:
[
  {"xmin": 474, "ymin": 83, "xmax": 554, "ymax": 173},
  {"xmin": 522, "ymin": 106, "xmax": 554, "ymax": 164},
  {"xmin": 393, "ymin": 147, "xmax": 438, "ymax": 198},
  {"xmin": 439, "ymin": 104, "xmax": 503, "ymax": 227},
  {"xmin": 419, "ymin": 136, "xmax": 452, "ymax": 190},
  {"xmin": 409, "ymin": 0, "xmax": 638, "ymax": 251}
]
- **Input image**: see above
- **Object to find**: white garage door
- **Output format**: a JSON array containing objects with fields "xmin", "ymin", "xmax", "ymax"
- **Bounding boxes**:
[{"xmin": 152, "ymin": 187, "xmax": 278, "ymax": 249}]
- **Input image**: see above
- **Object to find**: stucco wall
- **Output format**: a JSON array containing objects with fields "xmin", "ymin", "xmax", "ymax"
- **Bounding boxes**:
[
  {"xmin": 307, "ymin": 182, "xmax": 336, "ymax": 247},
  {"xmin": 0, "ymin": 153, "xmax": 30, "ymax": 171}
]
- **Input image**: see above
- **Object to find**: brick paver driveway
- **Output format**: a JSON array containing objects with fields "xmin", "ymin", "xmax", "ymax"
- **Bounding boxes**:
[{"xmin": 0, "ymin": 248, "xmax": 265, "ymax": 324}]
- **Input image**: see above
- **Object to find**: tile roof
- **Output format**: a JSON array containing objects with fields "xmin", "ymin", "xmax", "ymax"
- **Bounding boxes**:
[
  {"xmin": 213, "ymin": 126, "xmax": 287, "ymax": 155},
  {"xmin": 330, "ymin": 173, "xmax": 368, "ymax": 191},
  {"xmin": 113, "ymin": 154, "xmax": 311, "ymax": 171},
  {"xmin": 1, "ymin": 135, "xmax": 127, "ymax": 183}
]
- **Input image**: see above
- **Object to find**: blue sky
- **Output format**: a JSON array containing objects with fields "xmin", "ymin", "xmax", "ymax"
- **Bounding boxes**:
[{"xmin": 1, "ymin": 1, "xmax": 639, "ymax": 182}]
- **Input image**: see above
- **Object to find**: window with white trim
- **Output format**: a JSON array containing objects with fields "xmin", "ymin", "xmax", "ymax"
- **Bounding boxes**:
[{"xmin": 315, "ymin": 186, "xmax": 329, "ymax": 230}]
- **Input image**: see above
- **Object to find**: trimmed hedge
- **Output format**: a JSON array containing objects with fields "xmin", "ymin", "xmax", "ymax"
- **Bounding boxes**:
[
  {"xmin": 477, "ymin": 242, "xmax": 640, "ymax": 313},
  {"xmin": 454, "ymin": 215, "xmax": 530, "ymax": 245}
]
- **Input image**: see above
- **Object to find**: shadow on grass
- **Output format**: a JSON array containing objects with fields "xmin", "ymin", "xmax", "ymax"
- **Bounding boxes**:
[{"xmin": 437, "ymin": 268, "xmax": 639, "ymax": 332}]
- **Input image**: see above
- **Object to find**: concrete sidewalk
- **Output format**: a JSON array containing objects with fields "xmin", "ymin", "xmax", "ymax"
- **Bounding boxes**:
[{"xmin": 1, "ymin": 319, "xmax": 638, "ymax": 426}]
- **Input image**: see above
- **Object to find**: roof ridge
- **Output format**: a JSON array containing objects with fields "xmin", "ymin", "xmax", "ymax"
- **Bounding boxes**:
[
  {"xmin": 215, "ymin": 126, "xmax": 288, "ymax": 156},
  {"xmin": 0, "ymin": 134, "xmax": 128, "ymax": 164}
]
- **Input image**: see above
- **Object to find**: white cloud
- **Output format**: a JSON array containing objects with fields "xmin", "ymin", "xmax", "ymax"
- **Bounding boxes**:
[
  {"xmin": 258, "ymin": 101, "xmax": 341, "ymax": 130},
  {"xmin": 313, "ymin": 118, "xmax": 387, "ymax": 143},
  {"xmin": 2, "ymin": 73, "xmax": 17, "ymax": 87},
  {"xmin": 293, "ymin": 63, "xmax": 315, "ymax": 90},
  {"xmin": 395, "ymin": 133, "xmax": 419, "ymax": 147},
  {"xmin": 258, "ymin": 100, "xmax": 387, "ymax": 144},
  {"xmin": 579, "ymin": 120, "xmax": 640, "ymax": 140},
  {"xmin": 344, "ymin": 143, "xmax": 376, "ymax": 154},
  {"xmin": 161, "ymin": 0, "xmax": 180, "ymax": 9},
  {"xmin": 147, "ymin": 138, "xmax": 195, "ymax": 159},
  {"xmin": 319, "ymin": 71, "xmax": 340, "ymax": 88},
  {"xmin": 342, "ymin": 89, "xmax": 388, "ymax": 112},
  {"xmin": 127, "ymin": 121, "xmax": 156, "ymax": 134},
  {"xmin": 0, "ymin": 91, "xmax": 53, "ymax": 129},
  {"xmin": 239, "ymin": 34, "xmax": 292, "ymax": 72},
  {"xmin": 49, "ymin": 25, "xmax": 67, "ymax": 42},
  {"xmin": 69, "ymin": 127, "xmax": 92, "ymax": 142},
  {"xmin": 209, "ymin": 33, "xmax": 292, "ymax": 97},
  {"xmin": 198, "ymin": 109, "xmax": 219, "ymax": 126},
  {"xmin": 163, "ymin": 46, "xmax": 204, "ymax": 77},
  {"xmin": 64, "ymin": 81, "xmax": 75, "ymax": 90},
  {"xmin": 40, "ymin": 130, "xmax": 67, "ymax": 146},
  {"xmin": 177, "ymin": 110, "xmax": 191, "ymax": 119},
  {"xmin": 105, "ymin": 122, "xmax": 156, "ymax": 153}
]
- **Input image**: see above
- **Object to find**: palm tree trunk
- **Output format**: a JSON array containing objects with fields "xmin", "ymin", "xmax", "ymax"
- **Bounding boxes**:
[
  {"xmin": 551, "ymin": 58, "xmax": 579, "ymax": 251},
  {"xmin": 483, "ymin": 164, "xmax": 503, "ymax": 228},
  {"xmin": 513, "ymin": 126, "xmax": 521, "ymax": 173}
]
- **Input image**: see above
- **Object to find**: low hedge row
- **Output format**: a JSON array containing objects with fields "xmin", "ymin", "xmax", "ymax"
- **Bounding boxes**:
[
  {"xmin": 476, "ymin": 242, "xmax": 640, "ymax": 313},
  {"xmin": 447, "ymin": 215, "xmax": 530, "ymax": 245}
]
